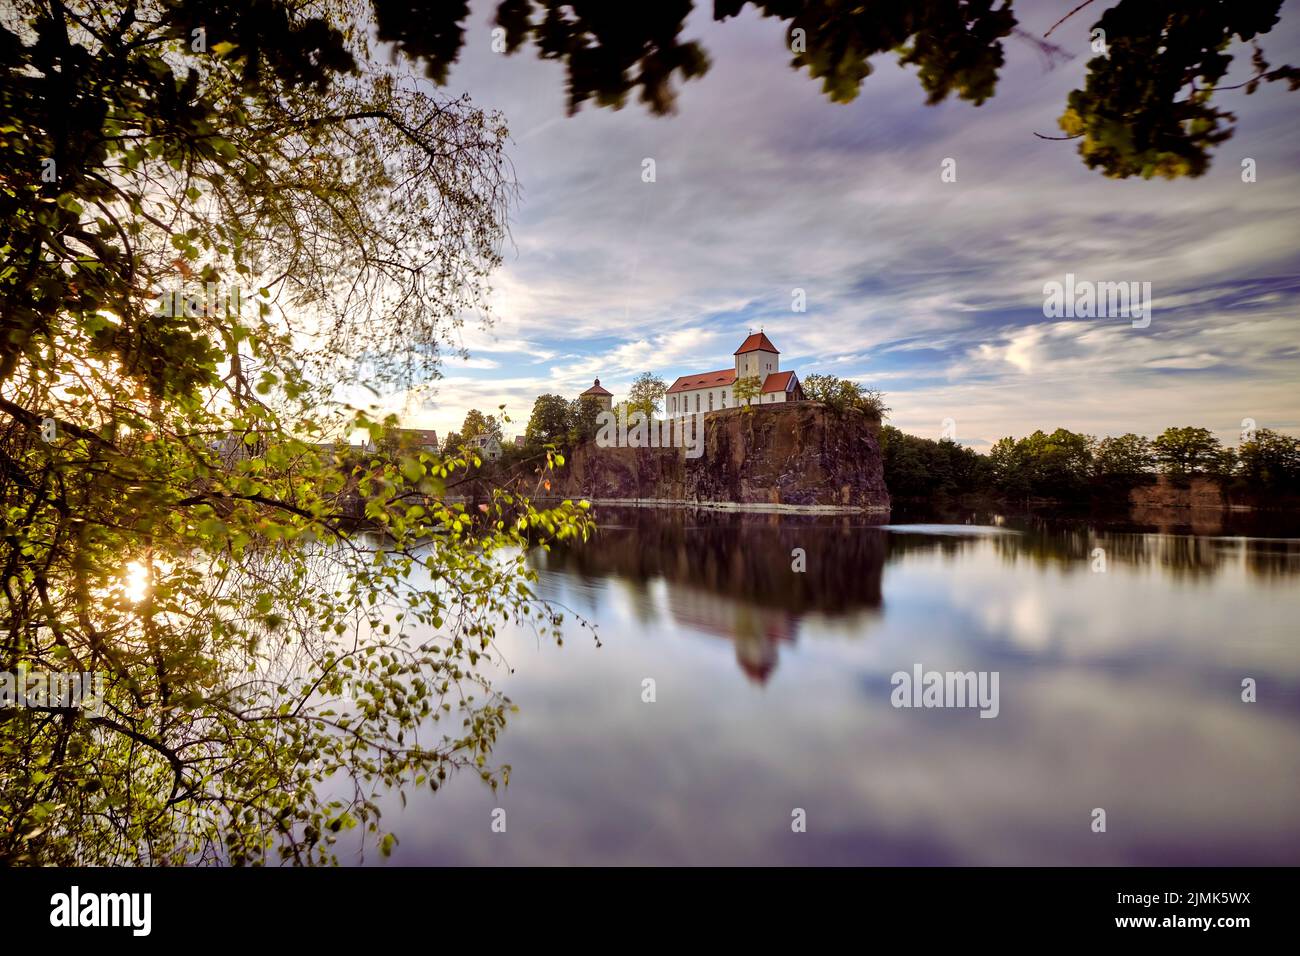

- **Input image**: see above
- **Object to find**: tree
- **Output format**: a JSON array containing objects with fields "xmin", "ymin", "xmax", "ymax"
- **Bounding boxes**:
[
  {"xmin": 802, "ymin": 373, "xmax": 889, "ymax": 419},
  {"xmin": 986, "ymin": 436, "xmax": 1027, "ymax": 499},
  {"xmin": 0, "ymin": 0, "xmax": 591, "ymax": 866},
  {"xmin": 1235, "ymin": 428, "xmax": 1300, "ymax": 494},
  {"xmin": 732, "ymin": 375, "xmax": 763, "ymax": 408},
  {"xmin": 570, "ymin": 396, "xmax": 605, "ymax": 443},
  {"xmin": 525, "ymin": 394, "xmax": 573, "ymax": 446},
  {"xmin": 1152, "ymin": 426, "xmax": 1225, "ymax": 477},
  {"xmin": 458, "ymin": 408, "xmax": 502, "ymax": 443},
  {"xmin": 1093, "ymin": 433, "xmax": 1155, "ymax": 477},
  {"xmin": 1057, "ymin": 1, "xmax": 1300, "ymax": 179},
  {"xmin": 627, "ymin": 372, "xmax": 667, "ymax": 417},
  {"xmin": 369, "ymin": 1, "xmax": 1298, "ymax": 179},
  {"xmin": 880, "ymin": 425, "xmax": 990, "ymax": 499}
]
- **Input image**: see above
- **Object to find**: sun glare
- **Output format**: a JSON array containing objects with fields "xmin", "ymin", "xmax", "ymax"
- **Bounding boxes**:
[{"xmin": 124, "ymin": 560, "xmax": 149, "ymax": 604}]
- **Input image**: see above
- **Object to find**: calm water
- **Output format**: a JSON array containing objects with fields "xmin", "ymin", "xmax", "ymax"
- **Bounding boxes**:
[{"xmin": 372, "ymin": 507, "xmax": 1300, "ymax": 865}]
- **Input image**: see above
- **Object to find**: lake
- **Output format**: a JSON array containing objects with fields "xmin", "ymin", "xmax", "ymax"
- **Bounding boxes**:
[{"xmin": 370, "ymin": 506, "xmax": 1300, "ymax": 865}]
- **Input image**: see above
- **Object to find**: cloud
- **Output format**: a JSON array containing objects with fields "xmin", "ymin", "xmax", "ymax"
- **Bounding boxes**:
[{"xmin": 391, "ymin": 2, "xmax": 1300, "ymax": 446}]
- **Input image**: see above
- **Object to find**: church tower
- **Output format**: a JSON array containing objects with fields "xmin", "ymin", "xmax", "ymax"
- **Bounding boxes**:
[{"xmin": 734, "ymin": 331, "xmax": 779, "ymax": 381}]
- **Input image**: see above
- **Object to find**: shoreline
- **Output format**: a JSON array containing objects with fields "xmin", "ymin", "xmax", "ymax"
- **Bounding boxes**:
[{"xmin": 529, "ymin": 495, "xmax": 891, "ymax": 516}]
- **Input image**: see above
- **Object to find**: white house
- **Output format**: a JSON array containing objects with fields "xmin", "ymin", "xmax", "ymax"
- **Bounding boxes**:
[
  {"xmin": 466, "ymin": 433, "xmax": 502, "ymax": 461},
  {"xmin": 664, "ymin": 332, "xmax": 804, "ymax": 416}
]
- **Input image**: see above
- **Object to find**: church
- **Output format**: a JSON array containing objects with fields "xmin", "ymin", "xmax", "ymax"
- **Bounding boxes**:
[{"xmin": 664, "ymin": 331, "xmax": 803, "ymax": 417}]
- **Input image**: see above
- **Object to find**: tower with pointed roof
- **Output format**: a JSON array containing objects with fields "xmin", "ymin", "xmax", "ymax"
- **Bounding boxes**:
[
  {"xmin": 580, "ymin": 377, "xmax": 613, "ymax": 411},
  {"xmin": 734, "ymin": 329, "xmax": 780, "ymax": 381},
  {"xmin": 663, "ymin": 331, "xmax": 803, "ymax": 417}
]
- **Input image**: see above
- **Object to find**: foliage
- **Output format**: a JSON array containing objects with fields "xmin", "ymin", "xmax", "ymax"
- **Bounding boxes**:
[
  {"xmin": 569, "ymin": 396, "xmax": 604, "ymax": 443},
  {"xmin": 987, "ymin": 428, "xmax": 1096, "ymax": 499},
  {"xmin": 1233, "ymin": 428, "xmax": 1300, "ymax": 494},
  {"xmin": 458, "ymin": 409, "xmax": 502, "ymax": 444},
  {"xmin": 885, "ymin": 422, "xmax": 1297, "ymax": 503},
  {"xmin": 626, "ymin": 372, "xmax": 666, "ymax": 418},
  {"xmin": 1092, "ymin": 433, "xmax": 1155, "ymax": 477},
  {"xmin": 1059, "ymin": 0, "xmax": 1299, "ymax": 179},
  {"xmin": 0, "ymin": 0, "xmax": 592, "ymax": 865},
  {"xmin": 880, "ymin": 425, "xmax": 990, "ymax": 499},
  {"xmin": 802, "ymin": 373, "xmax": 889, "ymax": 419},
  {"xmin": 1151, "ymin": 426, "xmax": 1228, "ymax": 477},
  {"xmin": 369, "ymin": 0, "xmax": 1297, "ymax": 179},
  {"xmin": 1017, "ymin": 428, "xmax": 1095, "ymax": 498},
  {"xmin": 524, "ymin": 394, "xmax": 572, "ymax": 447},
  {"xmin": 732, "ymin": 375, "xmax": 762, "ymax": 408}
]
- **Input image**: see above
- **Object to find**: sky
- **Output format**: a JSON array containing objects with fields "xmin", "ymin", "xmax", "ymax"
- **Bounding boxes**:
[{"xmin": 374, "ymin": 1, "xmax": 1300, "ymax": 449}]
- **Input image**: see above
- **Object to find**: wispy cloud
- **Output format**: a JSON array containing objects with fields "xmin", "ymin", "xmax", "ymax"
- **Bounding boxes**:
[{"xmin": 404, "ymin": 2, "xmax": 1300, "ymax": 447}]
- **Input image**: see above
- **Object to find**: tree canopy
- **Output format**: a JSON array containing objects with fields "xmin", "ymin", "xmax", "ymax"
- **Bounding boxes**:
[
  {"xmin": 370, "ymin": 0, "xmax": 1297, "ymax": 179},
  {"xmin": 884, "ymin": 423, "xmax": 1300, "ymax": 504},
  {"xmin": 802, "ymin": 373, "xmax": 889, "ymax": 419},
  {"xmin": 524, "ymin": 393, "xmax": 572, "ymax": 446},
  {"xmin": 0, "ymin": 0, "xmax": 591, "ymax": 865},
  {"xmin": 626, "ymin": 372, "xmax": 666, "ymax": 417}
]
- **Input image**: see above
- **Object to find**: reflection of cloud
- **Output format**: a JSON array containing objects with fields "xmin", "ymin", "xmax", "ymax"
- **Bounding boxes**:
[
  {"xmin": 361, "ymin": 527, "xmax": 1300, "ymax": 865},
  {"xmin": 1002, "ymin": 591, "xmax": 1052, "ymax": 653}
]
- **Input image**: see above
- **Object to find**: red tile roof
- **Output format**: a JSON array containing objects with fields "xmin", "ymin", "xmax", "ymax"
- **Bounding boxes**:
[
  {"xmin": 761, "ymin": 371, "xmax": 796, "ymax": 393},
  {"xmin": 734, "ymin": 331, "xmax": 779, "ymax": 355},
  {"xmin": 666, "ymin": 368, "xmax": 737, "ymax": 394},
  {"xmin": 581, "ymin": 378, "xmax": 612, "ymax": 396},
  {"xmin": 393, "ymin": 427, "xmax": 439, "ymax": 446}
]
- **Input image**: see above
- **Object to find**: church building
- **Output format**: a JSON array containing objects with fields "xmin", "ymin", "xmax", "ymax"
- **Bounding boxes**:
[{"xmin": 664, "ymin": 332, "xmax": 803, "ymax": 417}]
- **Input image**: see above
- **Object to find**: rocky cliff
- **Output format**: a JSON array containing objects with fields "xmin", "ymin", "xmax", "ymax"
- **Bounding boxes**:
[
  {"xmin": 551, "ymin": 402, "xmax": 890, "ymax": 513},
  {"xmin": 1128, "ymin": 476, "xmax": 1225, "ymax": 509}
]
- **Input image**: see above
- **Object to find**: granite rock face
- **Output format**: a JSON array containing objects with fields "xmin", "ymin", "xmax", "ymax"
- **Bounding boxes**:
[
  {"xmin": 1128, "ymin": 476, "xmax": 1224, "ymax": 509},
  {"xmin": 553, "ymin": 403, "xmax": 890, "ymax": 512}
]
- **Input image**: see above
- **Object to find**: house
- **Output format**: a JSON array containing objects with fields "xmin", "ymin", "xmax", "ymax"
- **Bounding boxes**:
[
  {"xmin": 466, "ymin": 433, "xmax": 502, "ymax": 461},
  {"xmin": 664, "ymin": 331, "xmax": 804, "ymax": 416},
  {"xmin": 365, "ymin": 427, "xmax": 439, "ymax": 456},
  {"xmin": 580, "ymin": 378, "xmax": 614, "ymax": 411}
]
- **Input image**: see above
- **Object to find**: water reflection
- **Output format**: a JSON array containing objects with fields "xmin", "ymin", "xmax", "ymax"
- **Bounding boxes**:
[
  {"xmin": 533, "ymin": 509, "xmax": 888, "ymax": 682},
  {"xmin": 379, "ymin": 506, "xmax": 1300, "ymax": 866},
  {"xmin": 535, "ymin": 507, "xmax": 1300, "ymax": 683}
]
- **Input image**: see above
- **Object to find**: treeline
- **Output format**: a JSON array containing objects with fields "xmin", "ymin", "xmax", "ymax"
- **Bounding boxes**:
[{"xmin": 881, "ymin": 425, "xmax": 1300, "ymax": 503}]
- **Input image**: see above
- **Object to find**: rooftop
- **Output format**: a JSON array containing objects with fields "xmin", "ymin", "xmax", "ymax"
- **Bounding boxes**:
[
  {"xmin": 666, "ymin": 368, "xmax": 737, "ymax": 394},
  {"xmin": 734, "ymin": 331, "xmax": 779, "ymax": 355}
]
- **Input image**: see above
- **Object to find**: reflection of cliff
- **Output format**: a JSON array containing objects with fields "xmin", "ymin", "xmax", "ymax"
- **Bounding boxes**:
[
  {"xmin": 539, "ymin": 507, "xmax": 888, "ymax": 614},
  {"xmin": 533, "ymin": 507, "xmax": 888, "ymax": 683},
  {"xmin": 536, "ymin": 508, "xmax": 1300, "ymax": 683}
]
